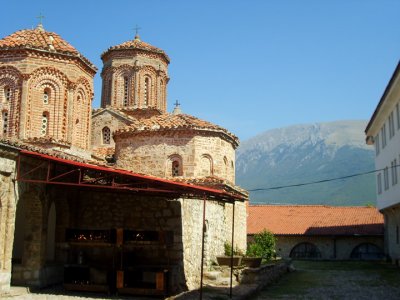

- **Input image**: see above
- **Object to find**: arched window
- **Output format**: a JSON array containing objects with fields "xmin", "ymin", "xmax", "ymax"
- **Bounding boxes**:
[
  {"xmin": 290, "ymin": 242, "xmax": 321, "ymax": 259},
  {"xmin": 102, "ymin": 127, "xmax": 111, "ymax": 144},
  {"xmin": 201, "ymin": 154, "xmax": 213, "ymax": 176},
  {"xmin": 41, "ymin": 112, "xmax": 48, "ymax": 136},
  {"xmin": 43, "ymin": 88, "xmax": 50, "ymax": 105},
  {"xmin": 123, "ymin": 77, "xmax": 129, "ymax": 106},
  {"xmin": 4, "ymin": 86, "xmax": 11, "ymax": 102},
  {"xmin": 223, "ymin": 156, "xmax": 228, "ymax": 177},
  {"xmin": 350, "ymin": 243, "xmax": 384, "ymax": 260},
  {"xmin": 144, "ymin": 77, "xmax": 150, "ymax": 106},
  {"xmin": 107, "ymin": 79, "xmax": 112, "ymax": 106},
  {"xmin": 168, "ymin": 154, "xmax": 183, "ymax": 177},
  {"xmin": 2, "ymin": 110, "xmax": 8, "ymax": 135}
]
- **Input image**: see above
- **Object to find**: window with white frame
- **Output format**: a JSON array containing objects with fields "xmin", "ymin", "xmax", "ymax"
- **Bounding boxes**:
[
  {"xmin": 41, "ymin": 112, "xmax": 48, "ymax": 136},
  {"xmin": 384, "ymin": 166, "xmax": 389, "ymax": 190},
  {"xmin": 389, "ymin": 111, "xmax": 395, "ymax": 138},
  {"xmin": 377, "ymin": 173, "xmax": 382, "ymax": 194},
  {"xmin": 2, "ymin": 111, "xmax": 8, "ymax": 134},
  {"xmin": 381, "ymin": 124, "xmax": 387, "ymax": 148},
  {"xmin": 375, "ymin": 134, "xmax": 380, "ymax": 156}
]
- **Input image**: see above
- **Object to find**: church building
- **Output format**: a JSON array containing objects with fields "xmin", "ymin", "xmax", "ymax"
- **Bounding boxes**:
[{"xmin": 0, "ymin": 23, "xmax": 248, "ymax": 296}]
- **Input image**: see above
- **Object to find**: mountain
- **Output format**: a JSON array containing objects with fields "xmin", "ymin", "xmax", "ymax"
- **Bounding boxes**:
[{"xmin": 236, "ymin": 120, "xmax": 376, "ymax": 206}]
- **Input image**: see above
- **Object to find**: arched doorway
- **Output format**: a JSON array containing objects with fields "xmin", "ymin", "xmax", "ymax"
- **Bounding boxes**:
[
  {"xmin": 350, "ymin": 243, "xmax": 384, "ymax": 260},
  {"xmin": 290, "ymin": 242, "xmax": 321, "ymax": 259}
]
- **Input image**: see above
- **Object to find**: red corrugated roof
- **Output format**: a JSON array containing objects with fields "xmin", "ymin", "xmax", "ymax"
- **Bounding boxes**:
[
  {"xmin": 19, "ymin": 150, "xmax": 245, "ymax": 202},
  {"xmin": 248, "ymin": 205, "xmax": 384, "ymax": 236}
]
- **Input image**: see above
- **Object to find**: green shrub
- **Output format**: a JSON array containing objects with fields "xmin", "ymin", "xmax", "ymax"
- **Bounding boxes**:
[
  {"xmin": 224, "ymin": 242, "xmax": 244, "ymax": 256},
  {"xmin": 247, "ymin": 230, "xmax": 276, "ymax": 260}
]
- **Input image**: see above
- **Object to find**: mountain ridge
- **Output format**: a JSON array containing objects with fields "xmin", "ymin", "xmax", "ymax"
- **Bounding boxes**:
[{"xmin": 236, "ymin": 120, "xmax": 376, "ymax": 206}]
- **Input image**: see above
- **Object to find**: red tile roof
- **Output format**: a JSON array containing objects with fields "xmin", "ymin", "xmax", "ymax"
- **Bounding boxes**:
[
  {"xmin": 114, "ymin": 113, "xmax": 239, "ymax": 147},
  {"xmin": 248, "ymin": 205, "xmax": 384, "ymax": 236},
  {"xmin": 102, "ymin": 37, "xmax": 170, "ymax": 62},
  {"xmin": 0, "ymin": 27, "xmax": 96, "ymax": 71}
]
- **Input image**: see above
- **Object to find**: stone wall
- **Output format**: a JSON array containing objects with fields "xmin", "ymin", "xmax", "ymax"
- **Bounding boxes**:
[
  {"xmin": 91, "ymin": 110, "xmax": 131, "ymax": 153},
  {"xmin": 181, "ymin": 199, "xmax": 247, "ymax": 290},
  {"xmin": 115, "ymin": 131, "xmax": 236, "ymax": 183},
  {"xmin": 0, "ymin": 151, "xmax": 17, "ymax": 292},
  {"xmin": 272, "ymin": 235, "xmax": 384, "ymax": 260}
]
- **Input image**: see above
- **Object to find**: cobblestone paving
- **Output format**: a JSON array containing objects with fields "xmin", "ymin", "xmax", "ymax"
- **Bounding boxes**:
[{"xmin": 252, "ymin": 260, "xmax": 400, "ymax": 300}]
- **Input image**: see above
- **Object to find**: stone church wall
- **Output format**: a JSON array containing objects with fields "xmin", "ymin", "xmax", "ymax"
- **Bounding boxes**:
[{"xmin": 115, "ymin": 131, "xmax": 236, "ymax": 183}]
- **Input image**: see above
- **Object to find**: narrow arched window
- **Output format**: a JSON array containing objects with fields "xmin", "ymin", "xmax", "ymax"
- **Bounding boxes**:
[
  {"xmin": 2, "ymin": 110, "xmax": 8, "ymax": 134},
  {"xmin": 107, "ymin": 79, "xmax": 112, "ymax": 106},
  {"xmin": 172, "ymin": 160, "xmax": 180, "ymax": 177},
  {"xmin": 123, "ymin": 77, "xmax": 128, "ymax": 106},
  {"xmin": 144, "ymin": 77, "xmax": 150, "ymax": 106},
  {"xmin": 41, "ymin": 112, "xmax": 48, "ymax": 136},
  {"xmin": 4, "ymin": 86, "xmax": 11, "ymax": 102},
  {"xmin": 102, "ymin": 127, "xmax": 111, "ymax": 144},
  {"xmin": 43, "ymin": 88, "xmax": 50, "ymax": 105}
]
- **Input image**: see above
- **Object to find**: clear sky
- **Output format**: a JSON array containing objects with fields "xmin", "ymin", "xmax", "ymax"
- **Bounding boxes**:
[{"xmin": 2, "ymin": 0, "xmax": 400, "ymax": 140}]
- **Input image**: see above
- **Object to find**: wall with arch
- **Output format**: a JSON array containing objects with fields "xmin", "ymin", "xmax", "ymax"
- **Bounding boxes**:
[
  {"xmin": 101, "ymin": 53, "xmax": 168, "ymax": 112},
  {"xmin": 115, "ymin": 130, "xmax": 236, "ymax": 183},
  {"xmin": 0, "ymin": 48, "xmax": 94, "ymax": 154},
  {"xmin": 260, "ymin": 235, "xmax": 384, "ymax": 260}
]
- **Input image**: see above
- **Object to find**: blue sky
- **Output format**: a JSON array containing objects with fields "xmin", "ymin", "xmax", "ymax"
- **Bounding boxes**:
[{"xmin": 3, "ymin": 0, "xmax": 400, "ymax": 140}]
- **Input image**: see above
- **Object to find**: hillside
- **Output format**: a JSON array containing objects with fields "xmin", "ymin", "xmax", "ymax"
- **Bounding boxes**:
[{"xmin": 236, "ymin": 121, "xmax": 376, "ymax": 206}]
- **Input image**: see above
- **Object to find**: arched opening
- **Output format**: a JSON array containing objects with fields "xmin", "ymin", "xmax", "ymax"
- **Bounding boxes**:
[
  {"xmin": 223, "ymin": 156, "xmax": 228, "ymax": 178},
  {"xmin": 168, "ymin": 155, "xmax": 183, "ymax": 177},
  {"xmin": 290, "ymin": 242, "xmax": 321, "ymax": 259},
  {"xmin": 102, "ymin": 127, "xmax": 111, "ymax": 145},
  {"xmin": 350, "ymin": 243, "xmax": 384, "ymax": 260},
  {"xmin": 46, "ymin": 202, "xmax": 56, "ymax": 262},
  {"xmin": 200, "ymin": 154, "xmax": 213, "ymax": 177}
]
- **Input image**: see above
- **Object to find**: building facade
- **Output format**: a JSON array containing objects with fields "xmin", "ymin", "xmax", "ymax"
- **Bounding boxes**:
[
  {"xmin": 366, "ymin": 61, "xmax": 400, "ymax": 264},
  {"xmin": 0, "ymin": 25, "xmax": 248, "ymax": 295},
  {"xmin": 248, "ymin": 205, "xmax": 384, "ymax": 260}
]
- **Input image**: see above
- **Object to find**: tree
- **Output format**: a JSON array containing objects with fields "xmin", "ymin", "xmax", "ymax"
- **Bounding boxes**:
[{"xmin": 247, "ymin": 229, "xmax": 276, "ymax": 260}]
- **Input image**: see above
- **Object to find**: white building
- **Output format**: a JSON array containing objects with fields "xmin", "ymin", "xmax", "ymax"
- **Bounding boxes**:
[{"xmin": 366, "ymin": 61, "xmax": 400, "ymax": 263}]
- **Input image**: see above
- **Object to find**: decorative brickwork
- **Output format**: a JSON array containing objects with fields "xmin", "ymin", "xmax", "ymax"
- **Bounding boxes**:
[{"xmin": 0, "ymin": 26, "xmax": 96, "ymax": 156}]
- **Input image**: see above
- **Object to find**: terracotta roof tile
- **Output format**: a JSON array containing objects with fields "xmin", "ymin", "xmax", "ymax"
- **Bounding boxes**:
[
  {"xmin": 0, "ymin": 27, "xmax": 96, "ymax": 70},
  {"xmin": 114, "ymin": 113, "xmax": 239, "ymax": 147},
  {"xmin": 102, "ymin": 38, "xmax": 170, "ymax": 62},
  {"xmin": 248, "ymin": 205, "xmax": 384, "ymax": 236}
]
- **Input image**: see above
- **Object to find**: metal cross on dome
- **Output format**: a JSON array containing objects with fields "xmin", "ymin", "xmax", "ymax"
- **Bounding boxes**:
[
  {"xmin": 133, "ymin": 25, "xmax": 141, "ymax": 38},
  {"xmin": 174, "ymin": 100, "xmax": 181, "ymax": 108},
  {"xmin": 36, "ymin": 13, "xmax": 45, "ymax": 25}
]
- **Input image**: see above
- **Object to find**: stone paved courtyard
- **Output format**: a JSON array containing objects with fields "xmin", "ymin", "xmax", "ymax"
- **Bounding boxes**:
[{"xmin": 252, "ymin": 260, "xmax": 400, "ymax": 300}]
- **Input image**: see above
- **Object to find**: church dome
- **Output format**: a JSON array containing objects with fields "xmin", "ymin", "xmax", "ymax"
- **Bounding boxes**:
[
  {"xmin": 101, "ymin": 35, "xmax": 170, "ymax": 63},
  {"xmin": 0, "ymin": 25, "xmax": 96, "ymax": 71},
  {"xmin": 115, "ymin": 113, "xmax": 239, "ymax": 148}
]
